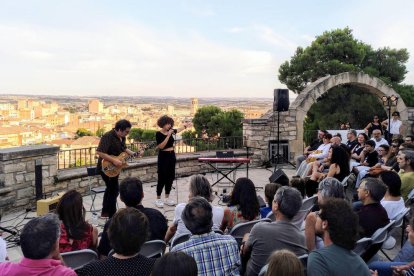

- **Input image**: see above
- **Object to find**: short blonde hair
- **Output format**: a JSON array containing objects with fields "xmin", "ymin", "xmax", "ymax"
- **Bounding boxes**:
[{"xmin": 266, "ymin": 249, "xmax": 304, "ymax": 276}]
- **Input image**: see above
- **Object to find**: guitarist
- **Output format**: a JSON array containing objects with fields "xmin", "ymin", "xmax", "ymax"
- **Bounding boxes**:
[{"xmin": 96, "ymin": 119, "xmax": 136, "ymax": 218}]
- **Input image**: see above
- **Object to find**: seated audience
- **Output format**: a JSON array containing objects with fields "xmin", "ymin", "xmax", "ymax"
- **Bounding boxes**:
[
  {"xmin": 98, "ymin": 177, "xmax": 168, "ymax": 257},
  {"xmin": 307, "ymin": 199, "xmax": 370, "ymax": 276},
  {"xmin": 354, "ymin": 140, "xmax": 379, "ymax": 187},
  {"xmin": 151, "ymin": 252, "xmax": 197, "ymax": 276},
  {"xmin": 398, "ymin": 150, "xmax": 414, "ymax": 199},
  {"xmin": 357, "ymin": 177, "xmax": 389, "ymax": 237},
  {"xmin": 371, "ymin": 129, "xmax": 389, "ymax": 149},
  {"xmin": 56, "ymin": 190, "xmax": 98, "ymax": 253},
  {"xmin": 379, "ymin": 171, "xmax": 405, "ymax": 219},
  {"xmin": 307, "ymin": 146, "xmax": 349, "ymax": 197},
  {"xmin": 377, "ymin": 144, "xmax": 390, "ymax": 164},
  {"xmin": 242, "ymin": 186, "xmax": 307, "ymax": 276},
  {"xmin": 350, "ymin": 133, "xmax": 369, "ymax": 165},
  {"xmin": 296, "ymin": 133, "xmax": 332, "ymax": 177},
  {"xmin": 405, "ymin": 135, "xmax": 414, "ymax": 144},
  {"xmin": 220, "ymin": 178, "xmax": 260, "ymax": 232},
  {"xmin": 172, "ymin": 197, "xmax": 240, "ymax": 276},
  {"xmin": 295, "ymin": 130, "xmax": 326, "ymax": 166},
  {"xmin": 260, "ymin": 183, "xmax": 281, "ymax": 218},
  {"xmin": 78, "ymin": 208, "xmax": 156, "ymax": 276},
  {"xmin": 265, "ymin": 249, "xmax": 304, "ymax": 276},
  {"xmin": 346, "ymin": 129, "xmax": 358, "ymax": 151},
  {"xmin": 369, "ymin": 217, "xmax": 414, "ymax": 276},
  {"xmin": 165, "ymin": 174, "xmax": 223, "ymax": 243},
  {"xmin": 0, "ymin": 214, "xmax": 76, "ymax": 275},
  {"xmin": 290, "ymin": 177, "xmax": 306, "ymax": 198},
  {"xmin": 305, "ymin": 177, "xmax": 345, "ymax": 251}
]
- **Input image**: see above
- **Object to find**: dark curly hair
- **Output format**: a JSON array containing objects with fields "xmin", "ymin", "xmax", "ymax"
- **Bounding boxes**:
[
  {"xmin": 228, "ymin": 177, "xmax": 260, "ymax": 220},
  {"xmin": 319, "ymin": 198, "xmax": 358, "ymax": 250},
  {"xmin": 157, "ymin": 115, "xmax": 174, "ymax": 128}
]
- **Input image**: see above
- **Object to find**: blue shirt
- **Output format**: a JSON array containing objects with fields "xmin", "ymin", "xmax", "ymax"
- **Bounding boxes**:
[{"xmin": 171, "ymin": 231, "xmax": 240, "ymax": 276}]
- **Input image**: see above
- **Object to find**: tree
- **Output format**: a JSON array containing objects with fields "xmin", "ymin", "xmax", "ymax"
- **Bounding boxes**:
[
  {"xmin": 95, "ymin": 126, "xmax": 105, "ymax": 138},
  {"xmin": 192, "ymin": 105, "xmax": 222, "ymax": 135},
  {"xmin": 129, "ymin": 128, "xmax": 144, "ymax": 141},
  {"xmin": 278, "ymin": 27, "xmax": 411, "ymax": 138},
  {"xmin": 75, "ymin": 128, "xmax": 93, "ymax": 138}
]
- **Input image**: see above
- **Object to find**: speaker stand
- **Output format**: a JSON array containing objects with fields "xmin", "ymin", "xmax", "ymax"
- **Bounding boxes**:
[{"xmin": 272, "ymin": 110, "xmax": 296, "ymax": 173}]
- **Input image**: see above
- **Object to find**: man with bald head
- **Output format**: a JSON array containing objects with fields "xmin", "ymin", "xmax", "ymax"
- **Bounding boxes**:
[{"xmin": 371, "ymin": 129, "xmax": 389, "ymax": 150}]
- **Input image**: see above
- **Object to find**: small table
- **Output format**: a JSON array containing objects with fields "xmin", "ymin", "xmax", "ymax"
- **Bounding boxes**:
[{"xmin": 198, "ymin": 157, "xmax": 251, "ymax": 187}]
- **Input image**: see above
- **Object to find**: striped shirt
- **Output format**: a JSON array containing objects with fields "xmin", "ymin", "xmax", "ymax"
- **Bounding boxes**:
[{"xmin": 171, "ymin": 232, "xmax": 240, "ymax": 276}]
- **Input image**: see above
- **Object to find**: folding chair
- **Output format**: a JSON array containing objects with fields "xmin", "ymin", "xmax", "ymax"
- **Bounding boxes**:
[
  {"xmin": 381, "ymin": 208, "xmax": 410, "ymax": 260},
  {"xmin": 229, "ymin": 218, "xmax": 270, "ymax": 246},
  {"xmin": 87, "ymin": 166, "xmax": 105, "ymax": 212},
  {"xmin": 215, "ymin": 151, "xmax": 236, "ymax": 184},
  {"xmin": 266, "ymin": 211, "xmax": 275, "ymax": 222},
  {"xmin": 61, "ymin": 249, "xmax": 98, "ymax": 270},
  {"xmin": 139, "ymin": 240, "xmax": 166, "ymax": 258},
  {"xmin": 291, "ymin": 195, "xmax": 318, "ymax": 229},
  {"xmin": 353, "ymin": 237, "xmax": 372, "ymax": 256},
  {"xmin": 361, "ymin": 220, "xmax": 395, "ymax": 262},
  {"xmin": 170, "ymin": 233, "xmax": 191, "ymax": 249}
]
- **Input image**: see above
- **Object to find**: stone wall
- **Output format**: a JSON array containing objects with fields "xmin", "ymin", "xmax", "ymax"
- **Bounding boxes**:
[{"xmin": 0, "ymin": 145, "xmax": 246, "ymax": 214}]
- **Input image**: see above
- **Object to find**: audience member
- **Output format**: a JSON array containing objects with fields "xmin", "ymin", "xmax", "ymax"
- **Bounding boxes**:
[
  {"xmin": 78, "ymin": 208, "xmax": 156, "ymax": 276},
  {"xmin": 382, "ymin": 111, "xmax": 403, "ymax": 141},
  {"xmin": 350, "ymin": 133, "xmax": 369, "ymax": 165},
  {"xmin": 364, "ymin": 115, "xmax": 383, "ymax": 137},
  {"xmin": 220, "ymin": 178, "xmax": 260, "ymax": 232},
  {"xmin": 357, "ymin": 177, "xmax": 389, "ymax": 237},
  {"xmin": 260, "ymin": 183, "xmax": 281, "ymax": 218},
  {"xmin": 346, "ymin": 129, "xmax": 358, "ymax": 151},
  {"xmin": 56, "ymin": 190, "xmax": 98, "ymax": 253},
  {"xmin": 172, "ymin": 197, "xmax": 240, "ymax": 276},
  {"xmin": 165, "ymin": 174, "xmax": 223, "ymax": 242},
  {"xmin": 305, "ymin": 177, "xmax": 345, "ymax": 251},
  {"xmin": 0, "ymin": 214, "xmax": 76, "ymax": 275},
  {"xmin": 379, "ymin": 171, "xmax": 406, "ymax": 219},
  {"xmin": 98, "ymin": 177, "xmax": 168, "ymax": 257},
  {"xmin": 307, "ymin": 199, "xmax": 370, "ymax": 276},
  {"xmin": 369, "ymin": 217, "xmax": 414, "ymax": 276},
  {"xmin": 151, "ymin": 252, "xmax": 197, "ymax": 276},
  {"xmin": 296, "ymin": 133, "xmax": 332, "ymax": 177},
  {"xmin": 265, "ymin": 249, "xmax": 304, "ymax": 276},
  {"xmin": 377, "ymin": 144, "xmax": 390, "ymax": 165},
  {"xmin": 371, "ymin": 129, "xmax": 389, "ymax": 149},
  {"xmin": 242, "ymin": 186, "xmax": 307, "ymax": 276},
  {"xmin": 354, "ymin": 140, "xmax": 379, "ymax": 187},
  {"xmin": 331, "ymin": 135, "xmax": 342, "ymax": 146},
  {"xmin": 405, "ymin": 135, "xmax": 414, "ymax": 144},
  {"xmin": 398, "ymin": 150, "xmax": 414, "ymax": 199},
  {"xmin": 290, "ymin": 177, "xmax": 306, "ymax": 198},
  {"xmin": 295, "ymin": 130, "xmax": 326, "ymax": 166}
]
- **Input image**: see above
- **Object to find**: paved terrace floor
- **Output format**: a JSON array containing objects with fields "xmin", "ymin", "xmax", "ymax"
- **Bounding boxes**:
[{"xmin": 1, "ymin": 165, "xmax": 402, "ymax": 263}]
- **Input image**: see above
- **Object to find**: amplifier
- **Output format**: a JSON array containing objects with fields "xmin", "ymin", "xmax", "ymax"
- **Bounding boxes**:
[{"xmin": 36, "ymin": 193, "xmax": 64, "ymax": 216}]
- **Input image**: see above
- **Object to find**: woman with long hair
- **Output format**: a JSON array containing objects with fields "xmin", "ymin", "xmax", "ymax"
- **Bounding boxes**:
[
  {"xmin": 56, "ymin": 190, "xmax": 98, "ymax": 252},
  {"xmin": 351, "ymin": 133, "xmax": 369, "ymax": 164},
  {"xmin": 220, "ymin": 177, "xmax": 260, "ymax": 232},
  {"xmin": 364, "ymin": 114, "xmax": 383, "ymax": 137},
  {"xmin": 310, "ymin": 145, "xmax": 350, "ymax": 182}
]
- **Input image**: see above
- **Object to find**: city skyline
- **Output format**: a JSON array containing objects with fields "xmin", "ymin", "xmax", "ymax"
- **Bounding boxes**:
[{"xmin": 0, "ymin": 1, "xmax": 413, "ymax": 98}]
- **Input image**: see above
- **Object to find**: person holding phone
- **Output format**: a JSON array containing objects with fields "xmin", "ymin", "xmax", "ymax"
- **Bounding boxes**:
[{"xmin": 155, "ymin": 115, "xmax": 190, "ymax": 208}]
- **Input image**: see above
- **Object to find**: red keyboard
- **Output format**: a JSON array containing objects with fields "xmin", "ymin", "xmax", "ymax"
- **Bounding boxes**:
[{"xmin": 198, "ymin": 157, "xmax": 250, "ymax": 164}]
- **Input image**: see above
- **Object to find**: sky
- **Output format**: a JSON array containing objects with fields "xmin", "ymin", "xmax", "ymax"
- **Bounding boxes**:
[{"xmin": 0, "ymin": 0, "xmax": 414, "ymax": 98}]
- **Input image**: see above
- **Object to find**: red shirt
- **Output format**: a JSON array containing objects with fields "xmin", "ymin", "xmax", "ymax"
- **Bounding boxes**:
[
  {"xmin": 0, "ymin": 257, "xmax": 76, "ymax": 276},
  {"xmin": 59, "ymin": 223, "xmax": 94, "ymax": 253}
]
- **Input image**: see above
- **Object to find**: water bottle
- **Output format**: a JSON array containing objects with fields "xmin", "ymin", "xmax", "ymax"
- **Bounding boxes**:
[{"xmin": 91, "ymin": 212, "xmax": 98, "ymax": 227}]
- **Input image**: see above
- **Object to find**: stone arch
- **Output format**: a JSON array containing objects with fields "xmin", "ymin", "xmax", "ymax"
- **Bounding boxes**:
[{"xmin": 289, "ymin": 72, "xmax": 408, "ymax": 157}]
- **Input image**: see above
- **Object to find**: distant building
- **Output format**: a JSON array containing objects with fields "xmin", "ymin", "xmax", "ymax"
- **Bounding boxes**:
[
  {"xmin": 88, "ymin": 99, "xmax": 103, "ymax": 113},
  {"xmin": 191, "ymin": 98, "xmax": 198, "ymax": 115},
  {"xmin": 167, "ymin": 105, "xmax": 174, "ymax": 115}
]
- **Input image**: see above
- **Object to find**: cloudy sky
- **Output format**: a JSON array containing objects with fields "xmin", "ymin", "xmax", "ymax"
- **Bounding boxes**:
[{"xmin": 0, "ymin": 0, "xmax": 413, "ymax": 98}]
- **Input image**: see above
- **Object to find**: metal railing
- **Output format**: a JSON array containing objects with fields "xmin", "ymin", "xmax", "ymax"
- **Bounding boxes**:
[{"xmin": 57, "ymin": 136, "xmax": 243, "ymax": 170}]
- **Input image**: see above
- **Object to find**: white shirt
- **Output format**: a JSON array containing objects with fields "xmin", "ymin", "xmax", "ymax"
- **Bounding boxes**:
[
  {"xmin": 172, "ymin": 202, "xmax": 224, "ymax": 240},
  {"xmin": 388, "ymin": 119, "xmax": 402, "ymax": 135},
  {"xmin": 371, "ymin": 137, "xmax": 389, "ymax": 150},
  {"xmin": 381, "ymin": 198, "xmax": 406, "ymax": 219},
  {"xmin": 309, "ymin": 143, "xmax": 331, "ymax": 159}
]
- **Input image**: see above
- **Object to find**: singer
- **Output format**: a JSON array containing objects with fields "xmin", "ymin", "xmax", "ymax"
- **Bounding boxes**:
[{"xmin": 155, "ymin": 115, "xmax": 190, "ymax": 208}]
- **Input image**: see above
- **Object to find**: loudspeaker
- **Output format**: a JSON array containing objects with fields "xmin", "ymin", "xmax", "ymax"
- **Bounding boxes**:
[
  {"xmin": 273, "ymin": 89, "xmax": 289, "ymax": 112},
  {"xmin": 269, "ymin": 169, "xmax": 289, "ymax": 186}
]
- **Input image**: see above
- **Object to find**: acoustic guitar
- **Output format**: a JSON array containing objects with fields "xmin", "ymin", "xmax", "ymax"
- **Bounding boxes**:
[{"xmin": 102, "ymin": 142, "xmax": 156, "ymax": 177}]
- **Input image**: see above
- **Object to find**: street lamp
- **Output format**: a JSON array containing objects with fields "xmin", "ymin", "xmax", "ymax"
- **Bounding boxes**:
[{"xmin": 381, "ymin": 95, "xmax": 398, "ymax": 141}]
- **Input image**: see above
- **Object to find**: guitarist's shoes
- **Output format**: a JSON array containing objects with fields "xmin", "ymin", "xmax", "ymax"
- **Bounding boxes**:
[
  {"xmin": 154, "ymin": 199, "xmax": 164, "ymax": 208},
  {"xmin": 164, "ymin": 199, "xmax": 176, "ymax": 206}
]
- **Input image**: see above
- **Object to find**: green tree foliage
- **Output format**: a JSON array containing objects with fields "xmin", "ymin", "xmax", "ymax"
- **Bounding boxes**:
[
  {"xmin": 193, "ymin": 105, "xmax": 222, "ymax": 135},
  {"xmin": 278, "ymin": 27, "xmax": 411, "ymax": 143},
  {"xmin": 128, "ymin": 128, "xmax": 156, "ymax": 142},
  {"xmin": 95, "ymin": 126, "xmax": 105, "ymax": 138},
  {"xmin": 75, "ymin": 128, "xmax": 93, "ymax": 138},
  {"xmin": 193, "ymin": 106, "xmax": 243, "ymax": 137}
]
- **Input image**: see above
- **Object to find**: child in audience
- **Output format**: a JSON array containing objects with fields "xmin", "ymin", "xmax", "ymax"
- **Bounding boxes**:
[
  {"xmin": 151, "ymin": 252, "xmax": 197, "ymax": 276},
  {"xmin": 290, "ymin": 177, "xmax": 306, "ymax": 198},
  {"xmin": 260, "ymin": 183, "xmax": 281, "ymax": 218},
  {"xmin": 266, "ymin": 249, "xmax": 304, "ymax": 276}
]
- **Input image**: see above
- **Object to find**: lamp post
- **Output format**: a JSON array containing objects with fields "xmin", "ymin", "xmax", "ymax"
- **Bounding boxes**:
[{"xmin": 381, "ymin": 95, "xmax": 398, "ymax": 141}]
